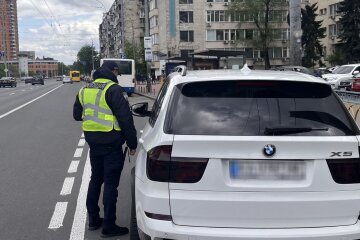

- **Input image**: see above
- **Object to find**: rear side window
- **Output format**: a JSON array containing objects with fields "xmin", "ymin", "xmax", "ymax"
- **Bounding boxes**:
[{"xmin": 164, "ymin": 80, "xmax": 359, "ymax": 136}]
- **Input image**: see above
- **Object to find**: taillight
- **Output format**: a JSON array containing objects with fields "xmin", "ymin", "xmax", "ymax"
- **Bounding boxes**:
[
  {"xmin": 327, "ymin": 158, "xmax": 360, "ymax": 184},
  {"xmin": 170, "ymin": 157, "xmax": 208, "ymax": 183},
  {"xmin": 147, "ymin": 145, "xmax": 172, "ymax": 182},
  {"xmin": 146, "ymin": 145, "xmax": 208, "ymax": 183}
]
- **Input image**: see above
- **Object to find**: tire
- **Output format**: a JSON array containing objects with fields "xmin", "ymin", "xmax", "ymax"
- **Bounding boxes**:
[{"xmin": 130, "ymin": 167, "xmax": 140, "ymax": 240}]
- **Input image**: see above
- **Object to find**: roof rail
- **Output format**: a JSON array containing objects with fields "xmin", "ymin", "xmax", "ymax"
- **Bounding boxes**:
[{"xmin": 174, "ymin": 65, "xmax": 187, "ymax": 76}]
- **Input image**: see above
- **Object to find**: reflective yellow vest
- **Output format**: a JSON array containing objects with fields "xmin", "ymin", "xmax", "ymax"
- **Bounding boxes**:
[{"xmin": 78, "ymin": 78, "xmax": 121, "ymax": 132}]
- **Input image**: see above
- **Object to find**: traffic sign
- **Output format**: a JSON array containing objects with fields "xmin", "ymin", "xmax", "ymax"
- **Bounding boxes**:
[
  {"xmin": 0, "ymin": 51, "xmax": 5, "ymax": 58},
  {"xmin": 4, "ymin": 68, "xmax": 8, "ymax": 72}
]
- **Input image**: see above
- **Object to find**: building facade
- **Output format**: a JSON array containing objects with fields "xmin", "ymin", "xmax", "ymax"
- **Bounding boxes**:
[
  {"xmin": 308, "ymin": 0, "xmax": 343, "ymax": 66},
  {"xmin": 0, "ymin": 58, "xmax": 59, "ymax": 77},
  {"xmin": 0, "ymin": 0, "xmax": 19, "ymax": 61},
  {"xmin": 99, "ymin": 0, "xmax": 145, "ymax": 58},
  {"xmin": 100, "ymin": 0, "xmax": 291, "ymax": 74}
]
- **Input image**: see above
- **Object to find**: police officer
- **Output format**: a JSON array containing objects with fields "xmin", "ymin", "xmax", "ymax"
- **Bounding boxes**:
[{"xmin": 73, "ymin": 61, "xmax": 137, "ymax": 238}]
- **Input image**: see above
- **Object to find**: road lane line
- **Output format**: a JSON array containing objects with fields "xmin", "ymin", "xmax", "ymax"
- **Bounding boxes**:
[
  {"xmin": 9, "ymin": 93, "xmax": 15, "ymax": 95},
  {"xmin": 81, "ymin": 133, "xmax": 84, "ymax": 138},
  {"xmin": 0, "ymin": 85, "xmax": 63, "ymax": 120},
  {"xmin": 73, "ymin": 148, "xmax": 83, "ymax": 158},
  {"xmin": 49, "ymin": 202, "xmax": 68, "ymax": 229},
  {"xmin": 78, "ymin": 139, "xmax": 86, "ymax": 147},
  {"xmin": 60, "ymin": 177, "xmax": 75, "ymax": 195},
  {"xmin": 69, "ymin": 150, "xmax": 91, "ymax": 240},
  {"xmin": 68, "ymin": 160, "xmax": 80, "ymax": 173}
]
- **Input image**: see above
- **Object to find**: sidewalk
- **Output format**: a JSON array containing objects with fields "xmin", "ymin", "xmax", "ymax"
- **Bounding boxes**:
[{"xmin": 134, "ymin": 82, "xmax": 161, "ymax": 100}]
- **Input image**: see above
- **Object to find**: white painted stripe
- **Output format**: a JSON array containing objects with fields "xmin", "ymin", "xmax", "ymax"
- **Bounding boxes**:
[
  {"xmin": 68, "ymin": 161, "xmax": 80, "ymax": 174},
  {"xmin": 81, "ymin": 133, "xmax": 84, "ymax": 138},
  {"xmin": 73, "ymin": 148, "xmax": 83, "ymax": 158},
  {"xmin": 0, "ymin": 85, "xmax": 62, "ymax": 120},
  {"xmin": 78, "ymin": 139, "xmax": 86, "ymax": 147},
  {"xmin": 60, "ymin": 177, "xmax": 75, "ymax": 195},
  {"xmin": 9, "ymin": 93, "xmax": 15, "ymax": 95},
  {"xmin": 48, "ymin": 202, "xmax": 68, "ymax": 229},
  {"xmin": 70, "ymin": 150, "xmax": 91, "ymax": 240}
]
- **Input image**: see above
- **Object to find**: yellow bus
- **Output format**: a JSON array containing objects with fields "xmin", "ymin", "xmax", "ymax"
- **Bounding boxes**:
[{"xmin": 70, "ymin": 70, "xmax": 81, "ymax": 82}]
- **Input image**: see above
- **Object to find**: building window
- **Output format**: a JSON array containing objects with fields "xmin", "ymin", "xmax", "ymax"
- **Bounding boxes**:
[
  {"xmin": 179, "ymin": 0, "xmax": 193, "ymax": 4},
  {"xmin": 207, "ymin": 10, "xmax": 226, "ymax": 22},
  {"xmin": 149, "ymin": 0, "xmax": 158, "ymax": 10},
  {"xmin": 329, "ymin": 3, "xmax": 339, "ymax": 17},
  {"xmin": 180, "ymin": 30, "xmax": 194, "ymax": 42},
  {"xmin": 150, "ymin": 16, "xmax": 158, "ymax": 28},
  {"xmin": 179, "ymin": 11, "xmax": 193, "ymax": 23},
  {"xmin": 319, "ymin": 8, "xmax": 327, "ymax": 15},
  {"xmin": 329, "ymin": 24, "xmax": 337, "ymax": 36}
]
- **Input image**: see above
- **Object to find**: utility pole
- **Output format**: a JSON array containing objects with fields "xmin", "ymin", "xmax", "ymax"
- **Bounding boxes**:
[
  {"xmin": 91, "ymin": 40, "xmax": 95, "ymax": 71},
  {"xmin": 144, "ymin": 0, "xmax": 151, "ymax": 93},
  {"xmin": 289, "ymin": 0, "xmax": 302, "ymax": 66}
]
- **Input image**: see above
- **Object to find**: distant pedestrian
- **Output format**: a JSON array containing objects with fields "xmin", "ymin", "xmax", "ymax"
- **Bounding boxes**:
[{"xmin": 73, "ymin": 61, "xmax": 137, "ymax": 238}]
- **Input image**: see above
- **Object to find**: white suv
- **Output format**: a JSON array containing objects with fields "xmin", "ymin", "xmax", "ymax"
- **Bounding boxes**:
[
  {"xmin": 322, "ymin": 64, "xmax": 360, "ymax": 90},
  {"xmin": 130, "ymin": 66, "xmax": 360, "ymax": 240}
]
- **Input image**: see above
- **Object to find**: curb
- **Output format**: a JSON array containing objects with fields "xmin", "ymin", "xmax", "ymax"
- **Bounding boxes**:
[{"xmin": 134, "ymin": 91, "xmax": 156, "ymax": 100}]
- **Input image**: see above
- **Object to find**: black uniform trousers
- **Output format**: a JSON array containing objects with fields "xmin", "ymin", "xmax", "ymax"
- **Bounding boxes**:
[{"xmin": 86, "ymin": 145, "xmax": 125, "ymax": 229}]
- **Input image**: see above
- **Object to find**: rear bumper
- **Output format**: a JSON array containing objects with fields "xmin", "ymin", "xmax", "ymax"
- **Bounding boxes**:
[{"xmin": 138, "ymin": 213, "xmax": 360, "ymax": 240}]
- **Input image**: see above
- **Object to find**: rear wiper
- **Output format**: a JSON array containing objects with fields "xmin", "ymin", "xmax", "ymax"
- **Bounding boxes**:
[{"xmin": 264, "ymin": 127, "xmax": 329, "ymax": 135}]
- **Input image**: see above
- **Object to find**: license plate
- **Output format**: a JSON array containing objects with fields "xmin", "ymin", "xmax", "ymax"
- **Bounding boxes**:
[{"xmin": 229, "ymin": 160, "xmax": 306, "ymax": 181}]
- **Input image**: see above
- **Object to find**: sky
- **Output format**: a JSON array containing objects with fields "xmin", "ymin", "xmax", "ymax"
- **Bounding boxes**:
[{"xmin": 17, "ymin": 0, "xmax": 114, "ymax": 65}]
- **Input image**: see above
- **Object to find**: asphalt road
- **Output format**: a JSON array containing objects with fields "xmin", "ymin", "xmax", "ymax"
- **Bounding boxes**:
[{"xmin": 0, "ymin": 79, "xmax": 153, "ymax": 240}]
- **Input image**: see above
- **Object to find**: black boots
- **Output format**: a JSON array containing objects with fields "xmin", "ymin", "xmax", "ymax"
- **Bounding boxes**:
[{"xmin": 101, "ymin": 225, "xmax": 129, "ymax": 238}]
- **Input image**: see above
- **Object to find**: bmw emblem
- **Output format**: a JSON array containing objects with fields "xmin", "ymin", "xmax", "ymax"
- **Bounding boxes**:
[{"xmin": 263, "ymin": 144, "xmax": 276, "ymax": 157}]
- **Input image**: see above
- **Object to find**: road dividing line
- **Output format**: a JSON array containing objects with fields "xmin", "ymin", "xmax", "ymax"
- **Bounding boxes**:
[
  {"xmin": 73, "ymin": 148, "xmax": 83, "ymax": 158},
  {"xmin": 0, "ymin": 85, "xmax": 63, "ymax": 120},
  {"xmin": 81, "ymin": 133, "xmax": 84, "ymax": 138},
  {"xmin": 78, "ymin": 139, "xmax": 86, "ymax": 147},
  {"xmin": 60, "ymin": 177, "xmax": 75, "ymax": 196},
  {"xmin": 69, "ymin": 150, "xmax": 91, "ymax": 240},
  {"xmin": 9, "ymin": 93, "xmax": 15, "ymax": 95},
  {"xmin": 68, "ymin": 161, "xmax": 80, "ymax": 174},
  {"xmin": 49, "ymin": 202, "xmax": 68, "ymax": 229}
]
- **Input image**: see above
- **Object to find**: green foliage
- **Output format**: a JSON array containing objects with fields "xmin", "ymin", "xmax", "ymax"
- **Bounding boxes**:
[
  {"xmin": 301, "ymin": 3, "xmax": 326, "ymax": 68},
  {"xmin": 327, "ymin": 50, "xmax": 347, "ymax": 66},
  {"xmin": 58, "ymin": 62, "xmax": 70, "ymax": 75},
  {"xmin": 337, "ymin": 0, "xmax": 360, "ymax": 63},
  {"xmin": 124, "ymin": 40, "xmax": 146, "ymax": 74},
  {"xmin": 73, "ymin": 45, "xmax": 100, "ymax": 75},
  {"xmin": 227, "ymin": 0, "xmax": 288, "ymax": 69},
  {"xmin": 0, "ymin": 64, "xmax": 5, "ymax": 78}
]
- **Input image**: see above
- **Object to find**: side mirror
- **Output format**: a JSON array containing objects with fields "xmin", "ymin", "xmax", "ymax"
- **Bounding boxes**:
[
  {"xmin": 131, "ymin": 102, "xmax": 151, "ymax": 117},
  {"xmin": 353, "ymin": 71, "xmax": 359, "ymax": 75}
]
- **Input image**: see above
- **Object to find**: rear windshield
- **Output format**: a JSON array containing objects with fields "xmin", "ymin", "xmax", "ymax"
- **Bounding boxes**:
[{"xmin": 164, "ymin": 80, "xmax": 358, "ymax": 136}]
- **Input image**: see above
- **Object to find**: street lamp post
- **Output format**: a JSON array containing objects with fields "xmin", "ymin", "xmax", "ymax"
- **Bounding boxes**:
[
  {"xmin": 144, "ymin": 0, "xmax": 151, "ymax": 93},
  {"xmin": 289, "ymin": 0, "xmax": 302, "ymax": 66}
]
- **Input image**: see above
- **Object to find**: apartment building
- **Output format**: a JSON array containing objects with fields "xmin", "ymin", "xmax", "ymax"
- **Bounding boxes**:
[
  {"xmin": 99, "ymin": 0, "xmax": 145, "ymax": 58},
  {"xmin": 308, "ymin": 0, "xmax": 343, "ymax": 65},
  {"xmin": 100, "ymin": 0, "xmax": 291, "ymax": 74},
  {"xmin": 0, "ymin": 0, "xmax": 19, "ymax": 61}
]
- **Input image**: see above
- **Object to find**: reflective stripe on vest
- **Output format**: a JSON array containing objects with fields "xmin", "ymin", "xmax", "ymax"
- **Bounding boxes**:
[{"xmin": 79, "ymin": 79, "xmax": 121, "ymax": 132}]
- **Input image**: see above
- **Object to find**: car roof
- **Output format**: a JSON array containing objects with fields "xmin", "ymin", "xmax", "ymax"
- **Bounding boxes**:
[{"xmin": 170, "ymin": 69, "xmax": 326, "ymax": 85}]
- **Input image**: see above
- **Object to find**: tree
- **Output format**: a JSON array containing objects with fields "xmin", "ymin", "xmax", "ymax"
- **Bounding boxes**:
[
  {"xmin": 75, "ymin": 45, "xmax": 100, "ymax": 75},
  {"xmin": 124, "ymin": 40, "xmax": 146, "ymax": 74},
  {"xmin": 228, "ymin": 0, "xmax": 288, "ymax": 69},
  {"xmin": 327, "ymin": 50, "xmax": 346, "ymax": 66},
  {"xmin": 301, "ymin": 3, "xmax": 326, "ymax": 68},
  {"xmin": 57, "ymin": 62, "xmax": 70, "ymax": 76},
  {"xmin": 337, "ymin": 0, "xmax": 360, "ymax": 63}
]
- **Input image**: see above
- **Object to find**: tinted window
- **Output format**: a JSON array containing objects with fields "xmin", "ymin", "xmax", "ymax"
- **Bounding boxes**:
[
  {"xmin": 149, "ymin": 78, "xmax": 171, "ymax": 127},
  {"xmin": 164, "ymin": 81, "xmax": 358, "ymax": 136},
  {"xmin": 333, "ymin": 66, "xmax": 354, "ymax": 74}
]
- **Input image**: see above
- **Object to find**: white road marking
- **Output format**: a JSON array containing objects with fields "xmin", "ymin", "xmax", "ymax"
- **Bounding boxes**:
[
  {"xmin": 9, "ymin": 93, "xmax": 15, "ymax": 95},
  {"xmin": 0, "ymin": 85, "xmax": 63, "ymax": 120},
  {"xmin": 73, "ymin": 148, "xmax": 83, "ymax": 158},
  {"xmin": 69, "ymin": 150, "xmax": 91, "ymax": 240},
  {"xmin": 68, "ymin": 160, "xmax": 80, "ymax": 174},
  {"xmin": 48, "ymin": 202, "xmax": 68, "ymax": 229},
  {"xmin": 81, "ymin": 133, "xmax": 84, "ymax": 138},
  {"xmin": 60, "ymin": 177, "xmax": 75, "ymax": 195},
  {"xmin": 78, "ymin": 139, "xmax": 86, "ymax": 147}
]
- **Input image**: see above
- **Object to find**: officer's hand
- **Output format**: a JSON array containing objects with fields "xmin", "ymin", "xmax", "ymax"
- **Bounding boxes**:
[{"xmin": 129, "ymin": 149, "xmax": 136, "ymax": 155}]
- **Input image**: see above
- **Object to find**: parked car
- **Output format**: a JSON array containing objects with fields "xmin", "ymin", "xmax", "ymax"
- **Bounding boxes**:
[
  {"xmin": 129, "ymin": 65, "xmax": 360, "ymax": 240},
  {"xmin": 62, "ymin": 76, "xmax": 72, "ymax": 84},
  {"xmin": 322, "ymin": 64, "xmax": 360, "ymax": 89},
  {"xmin": 0, "ymin": 77, "xmax": 17, "ymax": 88},
  {"xmin": 31, "ymin": 75, "xmax": 44, "ymax": 85},
  {"xmin": 23, "ymin": 76, "xmax": 35, "ymax": 84},
  {"xmin": 351, "ymin": 73, "xmax": 360, "ymax": 92}
]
